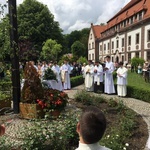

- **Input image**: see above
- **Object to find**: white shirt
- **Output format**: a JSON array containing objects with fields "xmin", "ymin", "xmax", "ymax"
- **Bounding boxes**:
[{"xmin": 75, "ymin": 142, "xmax": 111, "ymax": 150}]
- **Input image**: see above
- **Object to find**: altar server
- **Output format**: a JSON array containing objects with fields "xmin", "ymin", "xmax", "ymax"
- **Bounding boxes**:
[
  {"xmin": 116, "ymin": 61, "xmax": 128, "ymax": 97},
  {"xmin": 84, "ymin": 60, "xmax": 94, "ymax": 91}
]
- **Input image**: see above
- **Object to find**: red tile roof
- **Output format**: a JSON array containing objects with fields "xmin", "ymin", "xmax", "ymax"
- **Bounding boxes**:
[
  {"xmin": 104, "ymin": 0, "xmax": 150, "ymax": 31},
  {"xmin": 91, "ymin": 24, "xmax": 106, "ymax": 39}
]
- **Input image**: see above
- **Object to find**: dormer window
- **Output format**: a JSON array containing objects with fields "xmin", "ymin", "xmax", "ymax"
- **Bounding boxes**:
[
  {"xmin": 139, "ymin": 12, "xmax": 142, "ymax": 20},
  {"xmin": 130, "ymin": 17, "xmax": 133, "ymax": 24}
]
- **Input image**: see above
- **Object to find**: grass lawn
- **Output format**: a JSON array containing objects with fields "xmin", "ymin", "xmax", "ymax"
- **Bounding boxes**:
[{"xmin": 127, "ymin": 71, "xmax": 150, "ymax": 90}]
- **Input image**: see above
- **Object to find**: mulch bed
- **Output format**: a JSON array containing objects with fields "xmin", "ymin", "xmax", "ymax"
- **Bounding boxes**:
[{"xmin": 69, "ymin": 100, "xmax": 148, "ymax": 150}]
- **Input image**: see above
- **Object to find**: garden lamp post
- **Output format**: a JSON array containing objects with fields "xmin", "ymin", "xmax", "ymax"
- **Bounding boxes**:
[{"xmin": 8, "ymin": 0, "xmax": 20, "ymax": 114}]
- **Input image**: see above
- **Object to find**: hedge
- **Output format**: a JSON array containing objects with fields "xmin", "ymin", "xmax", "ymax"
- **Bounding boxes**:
[
  {"xmin": 127, "ymin": 85, "xmax": 150, "ymax": 103},
  {"xmin": 71, "ymin": 75, "xmax": 84, "ymax": 88}
]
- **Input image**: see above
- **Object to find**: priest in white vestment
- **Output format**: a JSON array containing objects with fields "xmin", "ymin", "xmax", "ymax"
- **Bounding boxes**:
[
  {"xmin": 104, "ymin": 56, "xmax": 115, "ymax": 94},
  {"xmin": 60, "ymin": 60, "xmax": 71, "ymax": 90},
  {"xmin": 84, "ymin": 60, "xmax": 94, "ymax": 91},
  {"xmin": 51, "ymin": 62, "xmax": 63, "ymax": 91},
  {"xmin": 93, "ymin": 61, "xmax": 104, "ymax": 93},
  {"xmin": 116, "ymin": 62, "xmax": 128, "ymax": 97}
]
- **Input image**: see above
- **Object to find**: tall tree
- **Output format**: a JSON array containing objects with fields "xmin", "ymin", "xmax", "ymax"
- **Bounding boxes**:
[
  {"xmin": 0, "ymin": 16, "xmax": 11, "ymax": 62},
  {"xmin": 17, "ymin": 0, "xmax": 64, "ymax": 60},
  {"xmin": 71, "ymin": 41, "xmax": 85, "ymax": 57},
  {"xmin": 64, "ymin": 28, "xmax": 90, "ymax": 57},
  {"xmin": 41, "ymin": 39, "xmax": 62, "ymax": 61}
]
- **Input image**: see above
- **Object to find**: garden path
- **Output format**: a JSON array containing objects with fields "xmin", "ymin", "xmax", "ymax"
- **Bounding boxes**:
[
  {"xmin": 0, "ymin": 84, "xmax": 150, "ymax": 149},
  {"xmin": 64, "ymin": 84, "xmax": 150, "ymax": 150}
]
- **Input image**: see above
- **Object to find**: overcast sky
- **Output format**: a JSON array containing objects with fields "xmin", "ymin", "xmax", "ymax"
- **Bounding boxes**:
[{"xmin": 1, "ymin": 0, "xmax": 130, "ymax": 34}]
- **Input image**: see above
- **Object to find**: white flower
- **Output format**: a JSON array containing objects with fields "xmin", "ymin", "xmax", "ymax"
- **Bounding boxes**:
[
  {"xmin": 123, "ymin": 147, "xmax": 126, "ymax": 150},
  {"xmin": 107, "ymin": 135, "xmax": 110, "ymax": 138},
  {"xmin": 125, "ymin": 143, "xmax": 129, "ymax": 147}
]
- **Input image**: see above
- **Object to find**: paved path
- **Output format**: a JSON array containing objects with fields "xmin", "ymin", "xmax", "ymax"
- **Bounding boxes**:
[{"xmin": 65, "ymin": 84, "xmax": 150, "ymax": 150}]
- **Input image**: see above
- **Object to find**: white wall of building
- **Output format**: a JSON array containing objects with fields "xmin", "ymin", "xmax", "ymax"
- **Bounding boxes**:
[
  {"xmin": 144, "ymin": 24, "xmax": 150, "ymax": 50},
  {"xmin": 127, "ymin": 28, "xmax": 142, "ymax": 51},
  {"xmin": 88, "ymin": 29, "xmax": 95, "ymax": 61}
]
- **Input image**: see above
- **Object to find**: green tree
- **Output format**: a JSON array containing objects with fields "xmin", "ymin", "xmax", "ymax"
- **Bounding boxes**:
[
  {"xmin": 77, "ymin": 56, "xmax": 88, "ymax": 64},
  {"xmin": 64, "ymin": 28, "xmax": 89, "ymax": 57},
  {"xmin": 17, "ymin": 0, "xmax": 64, "ymax": 60},
  {"xmin": 0, "ymin": 16, "xmax": 11, "ymax": 62},
  {"xmin": 41, "ymin": 39, "xmax": 62, "ymax": 61},
  {"xmin": 71, "ymin": 41, "xmax": 86, "ymax": 57},
  {"xmin": 131, "ymin": 57, "xmax": 145, "ymax": 70}
]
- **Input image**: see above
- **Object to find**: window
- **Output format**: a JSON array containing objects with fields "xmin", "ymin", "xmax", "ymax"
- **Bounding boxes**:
[
  {"xmin": 116, "ymin": 40, "xmax": 119, "ymax": 48},
  {"xmin": 92, "ymin": 42, "xmax": 94, "ymax": 48},
  {"xmin": 100, "ymin": 45, "xmax": 103, "ymax": 51},
  {"xmin": 147, "ymin": 51, "xmax": 150, "ymax": 60},
  {"xmin": 92, "ymin": 54, "xmax": 94, "ymax": 60},
  {"xmin": 139, "ymin": 12, "xmax": 142, "ymax": 20},
  {"xmin": 89, "ymin": 43, "xmax": 91, "ymax": 49},
  {"xmin": 112, "ymin": 56, "xmax": 114, "ymax": 62},
  {"xmin": 136, "ymin": 52, "xmax": 139, "ymax": 58},
  {"xmin": 124, "ymin": 21, "xmax": 126, "ymax": 27},
  {"xmin": 90, "ymin": 34, "xmax": 92, "ymax": 39},
  {"xmin": 104, "ymin": 44, "xmax": 106, "ymax": 50},
  {"xmin": 112, "ymin": 41, "xmax": 114, "ymax": 49},
  {"xmin": 88, "ymin": 54, "xmax": 91, "ymax": 60},
  {"xmin": 128, "ymin": 36, "xmax": 131, "ymax": 45},
  {"xmin": 147, "ymin": 30, "xmax": 150, "ymax": 41},
  {"xmin": 108, "ymin": 42, "xmax": 110, "ymax": 50},
  {"xmin": 128, "ymin": 53, "xmax": 131, "ymax": 63},
  {"xmin": 130, "ymin": 17, "xmax": 133, "ymax": 24},
  {"xmin": 136, "ymin": 33, "xmax": 140, "ymax": 44},
  {"xmin": 122, "ymin": 55, "xmax": 124, "ymax": 62},
  {"xmin": 135, "ymin": 14, "xmax": 137, "ymax": 21},
  {"xmin": 122, "ymin": 38, "xmax": 124, "ymax": 47}
]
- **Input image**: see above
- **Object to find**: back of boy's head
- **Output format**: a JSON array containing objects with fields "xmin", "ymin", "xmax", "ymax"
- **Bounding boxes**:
[{"xmin": 79, "ymin": 106, "xmax": 106, "ymax": 144}]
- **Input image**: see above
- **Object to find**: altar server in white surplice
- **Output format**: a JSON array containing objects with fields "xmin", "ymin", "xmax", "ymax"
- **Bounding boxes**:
[
  {"xmin": 60, "ymin": 60, "xmax": 71, "ymax": 90},
  {"xmin": 84, "ymin": 60, "xmax": 94, "ymax": 91},
  {"xmin": 51, "ymin": 62, "xmax": 63, "ymax": 91},
  {"xmin": 93, "ymin": 61, "xmax": 104, "ymax": 93},
  {"xmin": 104, "ymin": 55, "xmax": 115, "ymax": 94},
  {"xmin": 116, "ymin": 62, "xmax": 128, "ymax": 97}
]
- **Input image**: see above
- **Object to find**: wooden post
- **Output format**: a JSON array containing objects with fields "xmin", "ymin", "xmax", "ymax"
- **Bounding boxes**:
[{"xmin": 8, "ymin": 0, "xmax": 20, "ymax": 113}]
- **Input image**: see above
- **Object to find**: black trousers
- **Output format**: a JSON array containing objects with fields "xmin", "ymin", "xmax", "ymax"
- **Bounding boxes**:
[{"xmin": 94, "ymin": 82, "xmax": 104, "ymax": 93}]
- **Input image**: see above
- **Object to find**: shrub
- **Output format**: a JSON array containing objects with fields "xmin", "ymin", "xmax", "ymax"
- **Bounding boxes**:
[
  {"xmin": 70, "ymin": 75, "xmax": 84, "ymax": 88},
  {"xmin": 127, "ymin": 85, "xmax": 150, "ymax": 102},
  {"xmin": 0, "ymin": 111, "xmax": 80, "ymax": 150},
  {"xmin": 74, "ymin": 90, "xmax": 106, "ymax": 105},
  {"xmin": 74, "ymin": 90, "xmax": 93, "ymax": 105},
  {"xmin": 0, "ymin": 81, "xmax": 12, "ymax": 91},
  {"xmin": 43, "ymin": 67, "xmax": 57, "ymax": 81}
]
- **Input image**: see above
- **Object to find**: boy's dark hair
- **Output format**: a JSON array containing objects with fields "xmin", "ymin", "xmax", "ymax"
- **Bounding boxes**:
[
  {"xmin": 79, "ymin": 106, "xmax": 106, "ymax": 144},
  {"xmin": 106, "ymin": 55, "xmax": 110, "ymax": 59},
  {"xmin": 119, "ymin": 61, "xmax": 123, "ymax": 66}
]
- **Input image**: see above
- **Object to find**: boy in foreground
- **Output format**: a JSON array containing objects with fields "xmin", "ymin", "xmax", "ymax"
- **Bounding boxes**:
[{"xmin": 76, "ymin": 106, "xmax": 111, "ymax": 150}]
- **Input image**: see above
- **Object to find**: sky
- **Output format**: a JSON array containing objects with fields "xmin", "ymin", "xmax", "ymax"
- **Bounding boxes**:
[{"xmin": 1, "ymin": 0, "xmax": 131, "ymax": 34}]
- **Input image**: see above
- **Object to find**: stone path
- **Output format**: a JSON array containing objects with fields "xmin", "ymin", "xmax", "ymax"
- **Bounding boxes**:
[
  {"xmin": 0, "ymin": 84, "xmax": 150, "ymax": 150},
  {"xmin": 65, "ymin": 84, "xmax": 150, "ymax": 150}
]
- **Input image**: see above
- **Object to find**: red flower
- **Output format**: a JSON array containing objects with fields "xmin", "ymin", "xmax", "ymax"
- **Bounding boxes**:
[{"xmin": 37, "ymin": 99, "xmax": 46, "ymax": 109}]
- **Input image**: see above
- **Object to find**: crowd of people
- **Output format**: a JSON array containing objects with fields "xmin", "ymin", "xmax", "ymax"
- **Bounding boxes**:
[
  {"xmin": 19, "ymin": 60, "xmax": 84, "ymax": 91},
  {"xmin": 19, "ymin": 55, "xmax": 129, "ymax": 97},
  {"xmin": 83, "ymin": 55, "xmax": 128, "ymax": 97}
]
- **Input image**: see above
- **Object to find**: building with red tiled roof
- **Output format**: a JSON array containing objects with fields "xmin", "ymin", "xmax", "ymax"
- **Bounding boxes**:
[
  {"xmin": 88, "ymin": 23, "xmax": 106, "ymax": 61},
  {"xmin": 88, "ymin": 0, "xmax": 150, "ymax": 63}
]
